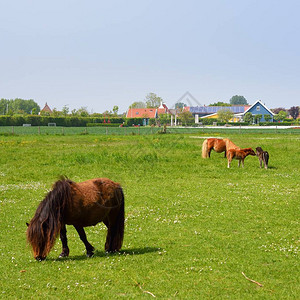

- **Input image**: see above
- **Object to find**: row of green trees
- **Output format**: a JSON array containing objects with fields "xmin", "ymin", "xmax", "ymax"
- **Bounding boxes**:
[
  {"xmin": 0, "ymin": 98, "xmax": 40, "ymax": 115},
  {"xmin": 1, "ymin": 96, "xmax": 298, "ymax": 127}
]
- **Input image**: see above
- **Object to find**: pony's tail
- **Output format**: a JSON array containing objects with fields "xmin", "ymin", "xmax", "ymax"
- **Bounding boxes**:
[
  {"xmin": 105, "ymin": 187, "xmax": 125, "ymax": 252},
  {"xmin": 264, "ymin": 152, "xmax": 269, "ymax": 167},
  {"xmin": 27, "ymin": 178, "xmax": 72, "ymax": 259},
  {"xmin": 202, "ymin": 139, "xmax": 209, "ymax": 158}
]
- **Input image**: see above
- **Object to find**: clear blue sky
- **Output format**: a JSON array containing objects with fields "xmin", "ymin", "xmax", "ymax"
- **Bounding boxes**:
[{"xmin": 1, "ymin": 0, "xmax": 299, "ymax": 113}]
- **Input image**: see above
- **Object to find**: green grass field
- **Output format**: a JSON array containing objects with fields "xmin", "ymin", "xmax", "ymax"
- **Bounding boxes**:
[
  {"xmin": 0, "ymin": 125, "xmax": 300, "ymax": 136},
  {"xmin": 0, "ymin": 132, "xmax": 299, "ymax": 299}
]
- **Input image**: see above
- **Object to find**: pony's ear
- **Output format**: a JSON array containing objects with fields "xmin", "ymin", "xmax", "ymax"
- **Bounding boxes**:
[{"xmin": 26, "ymin": 222, "xmax": 29, "ymax": 227}]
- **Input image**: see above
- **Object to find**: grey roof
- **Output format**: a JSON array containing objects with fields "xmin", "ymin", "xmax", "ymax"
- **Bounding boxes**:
[{"xmin": 189, "ymin": 106, "xmax": 245, "ymax": 114}]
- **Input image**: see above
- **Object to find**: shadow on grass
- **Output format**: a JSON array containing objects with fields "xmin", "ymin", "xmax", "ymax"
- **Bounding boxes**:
[{"xmin": 47, "ymin": 246, "xmax": 160, "ymax": 262}]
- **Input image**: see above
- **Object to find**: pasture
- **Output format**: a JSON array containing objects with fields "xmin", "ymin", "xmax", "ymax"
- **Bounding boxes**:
[{"xmin": 0, "ymin": 132, "xmax": 299, "ymax": 299}]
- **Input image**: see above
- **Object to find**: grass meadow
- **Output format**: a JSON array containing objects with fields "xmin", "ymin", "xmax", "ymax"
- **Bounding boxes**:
[{"xmin": 0, "ymin": 131, "xmax": 299, "ymax": 299}]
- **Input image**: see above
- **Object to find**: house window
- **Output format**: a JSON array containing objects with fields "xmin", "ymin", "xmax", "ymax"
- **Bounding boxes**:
[
  {"xmin": 256, "ymin": 106, "xmax": 260, "ymax": 111},
  {"xmin": 136, "ymin": 112, "xmax": 139, "ymax": 115}
]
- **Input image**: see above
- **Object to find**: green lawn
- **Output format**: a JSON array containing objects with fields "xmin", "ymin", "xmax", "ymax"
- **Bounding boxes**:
[{"xmin": 0, "ymin": 133, "xmax": 299, "ymax": 299}]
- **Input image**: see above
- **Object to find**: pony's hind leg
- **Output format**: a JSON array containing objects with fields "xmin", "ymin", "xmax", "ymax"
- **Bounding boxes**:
[
  {"xmin": 74, "ymin": 226, "xmax": 95, "ymax": 257},
  {"xmin": 207, "ymin": 149, "xmax": 211, "ymax": 158},
  {"xmin": 59, "ymin": 225, "xmax": 70, "ymax": 258}
]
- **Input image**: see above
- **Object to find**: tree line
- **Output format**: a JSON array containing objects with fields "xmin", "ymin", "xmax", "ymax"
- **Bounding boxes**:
[{"xmin": 1, "ymin": 94, "xmax": 299, "ymax": 126}]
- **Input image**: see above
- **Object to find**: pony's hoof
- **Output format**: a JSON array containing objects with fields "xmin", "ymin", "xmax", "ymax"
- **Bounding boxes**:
[
  {"xmin": 59, "ymin": 252, "xmax": 69, "ymax": 258},
  {"xmin": 35, "ymin": 256, "xmax": 46, "ymax": 261},
  {"xmin": 86, "ymin": 251, "xmax": 94, "ymax": 258}
]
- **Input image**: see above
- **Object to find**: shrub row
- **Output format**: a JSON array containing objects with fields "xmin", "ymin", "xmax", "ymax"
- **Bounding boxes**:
[{"xmin": 259, "ymin": 122, "xmax": 296, "ymax": 126}]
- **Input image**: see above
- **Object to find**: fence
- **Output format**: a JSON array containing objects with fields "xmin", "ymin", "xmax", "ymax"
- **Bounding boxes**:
[{"xmin": 0, "ymin": 126, "xmax": 299, "ymax": 136}]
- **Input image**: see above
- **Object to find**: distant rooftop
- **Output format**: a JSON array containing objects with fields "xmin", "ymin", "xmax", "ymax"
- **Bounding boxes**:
[{"xmin": 189, "ymin": 106, "xmax": 249, "ymax": 114}]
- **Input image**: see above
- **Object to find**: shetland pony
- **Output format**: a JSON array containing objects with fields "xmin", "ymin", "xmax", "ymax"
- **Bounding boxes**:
[
  {"xmin": 26, "ymin": 177, "xmax": 124, "ymax": 261},
  {"xmin": 227, "ymin": 148, "xmax": 256, "ymax": 168},
  {"xmin": 256, "ymin": 147, "xmax": 269, "ymax": 169},
  {"xmin": 202, "ymin": 138, "xmax": 239, "ymax": 158}
]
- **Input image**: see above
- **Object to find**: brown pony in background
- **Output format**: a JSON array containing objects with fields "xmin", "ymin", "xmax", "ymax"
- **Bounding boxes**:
[
  {"xmin": 227, "ymin": 148, "xmax": 256, "ymax": 168},
  {"xmin": 27, "ymin": 177, "xmax": 124, "ymax": 261},
  {"xmin": 202, "ymin": 138, "xmax": 239, "ymax": 158}
]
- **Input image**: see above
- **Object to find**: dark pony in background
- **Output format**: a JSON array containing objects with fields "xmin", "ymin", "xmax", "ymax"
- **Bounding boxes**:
[
  {"xmin": 202, "ymin": 138, "xmax": 239, "ymax": 158},
  {"xmin": 26, "ymin": 177, "xmax": 124, "ymax": 261},
  {"xmin": 256, "ymin": 147, "xmax": 269, "ymax": 169}
]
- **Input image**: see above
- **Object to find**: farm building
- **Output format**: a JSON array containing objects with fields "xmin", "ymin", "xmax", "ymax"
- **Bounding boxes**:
[
  {"xmin": 241, "ymin": 100, "xmax": 274, "ymax": 122},
  {"xmin": 185, "ymin": 105, "xmax": 250, "ymax": 123},
  {"xmin": 186, "ymin": 101, "xmax": 274, "ymax": 123},
  {"xmin": 126, "ymin": 103, "xmax": 170, "ymax": 125},
  {"xmin": 39, "ymin": 102, "xmax": 53, "ymax": 115}
]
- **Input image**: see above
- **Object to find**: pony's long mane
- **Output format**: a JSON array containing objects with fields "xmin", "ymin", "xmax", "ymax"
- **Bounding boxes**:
[{"xmin": 27, "ymin": 178, "xmax": 72, "ymax": 259}]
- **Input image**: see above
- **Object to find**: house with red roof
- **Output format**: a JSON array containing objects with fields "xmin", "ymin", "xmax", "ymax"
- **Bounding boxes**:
[
  {"xmin": 126, "ymin": 102, "xmax": 170, "ymax": 125},
  {"xmin": 39, "ymin": 102, "xmax": 53, "ymax": 115},
  {"xmin": 126, "ymin": 108, "xmax": 157, "ymax": 125}
]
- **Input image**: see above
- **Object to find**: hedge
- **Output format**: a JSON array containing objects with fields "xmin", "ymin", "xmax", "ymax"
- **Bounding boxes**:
[
  {"xmin": 0, "ymin": 116, "xmax": 126, "ymax": 127},
  {"xmin": 125, "ymin": 118, "xmax": 145, "ymax": 126},
  {"xmin": 259, "ymin": 122, "xmax": 296, "ymax": 126},
  {"xmin": 86, "ymin": 123, "xmax": 123, "ymax": 127}
]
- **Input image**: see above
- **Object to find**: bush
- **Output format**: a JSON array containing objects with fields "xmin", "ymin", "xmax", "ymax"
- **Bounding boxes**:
[
  {"xmin": 149, "ymin": 118, "xmax": 156, "ymax": 126},
  {"xmin": 199, "ymin": 118, "xmax": 218, "ymax": 125},
  {"xmin": 125, "ymin": 118, "xmax": 144, "ymax": 126}
]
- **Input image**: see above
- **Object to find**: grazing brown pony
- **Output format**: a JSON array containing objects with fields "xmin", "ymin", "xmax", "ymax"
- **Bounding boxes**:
[
  {"xmin": 202, "ymin": 138, "xmax": 239, "ymax": 158},
  {"xmin": 27, "ymin": 177, "xmax": 124, "ymax": 261},
  {"xmin": 227, "ymin": 148, "xmax": 256, "ymax": 168},
  {"xmin": 256, "ymin": 147, "xmax": 269, "ymax": 169}
]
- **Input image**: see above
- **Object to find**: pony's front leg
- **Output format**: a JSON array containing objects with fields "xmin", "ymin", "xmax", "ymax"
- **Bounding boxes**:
[
  {"xmin": 59, "ymin": 225, "xmax": 70, "ymax": 258},
  {"xmin": 241, "ymin": 159, "xmax": 245, "ymax": 168},
  {"xmin": 74, "ymin": 226, "xmax": 95, "ymax": 257},
  {"xmin": 227, "ymin": 159, "xmax": 231, "ymax": 168}
]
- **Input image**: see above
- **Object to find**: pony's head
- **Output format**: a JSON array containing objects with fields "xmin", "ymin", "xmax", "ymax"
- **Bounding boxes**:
[
  {"xmin": 26, "ymin": 178, "xmax": 72, "ymax": 260},
  {"xmin": 26, "ymin": 216, "xmax": 53, "ymax": 261},
  {"xmin": 246, "ymin": 148, "xmax": 256, "ymax": 156},
  {"xmin": 255, "ymin": 147, "xmax": 263, "ymax": 155}
]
